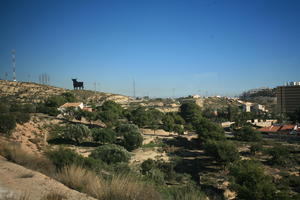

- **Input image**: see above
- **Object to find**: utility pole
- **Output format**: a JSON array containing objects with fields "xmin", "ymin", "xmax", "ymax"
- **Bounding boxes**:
[
  {"xmin": 97, "ymin": 82, "xmax": 101, "ymax": 92},
  {"xmin": 12, "ymin": 49, "xmax": 16, "ymax": 81},
  {"xmin": 94, "ymin": 82, "xmax": 97, "ymax": 94},
  {"xmin": 172, "ymin": 88, "xmax": 175, "ymax": 99},
  {"xmin": 133, "ymin": 79, "xmax": 136, "ymax": 99}
]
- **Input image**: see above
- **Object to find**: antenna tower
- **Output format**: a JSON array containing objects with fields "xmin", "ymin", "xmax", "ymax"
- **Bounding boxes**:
[
  {"xmin": 12, "ymin": 49, "xmax": 16, "ymax": 82},
  {"xmin": 133, "ymin": 79, "xmax": 136, "ymax": 98}
]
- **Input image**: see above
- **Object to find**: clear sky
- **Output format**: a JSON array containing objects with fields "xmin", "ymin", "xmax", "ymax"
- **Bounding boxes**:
[{"xmin": 0, "ymin": 0, "xmax": 299, "ymax": 97}]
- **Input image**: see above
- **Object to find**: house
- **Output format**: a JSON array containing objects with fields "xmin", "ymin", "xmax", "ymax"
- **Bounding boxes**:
[
  {"xmin": 258, "ymin": 125, "xmax": 282, "ymax": 134},
  {"xmin": 240, "ymin": 102, "xmax": 253, "ymax": 112},
  {"xmin": 258, "ymin": 124, "xmax": 299, "ymax": 135},
  {"xmin": 58, "ymin": 102, "xmax": 84, "ymax": 112}
]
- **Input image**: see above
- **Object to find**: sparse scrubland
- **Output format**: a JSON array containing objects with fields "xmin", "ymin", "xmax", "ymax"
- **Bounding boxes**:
[{"xmin": 1, "ymin": 84, "xmax": 300, "ymax": 200}]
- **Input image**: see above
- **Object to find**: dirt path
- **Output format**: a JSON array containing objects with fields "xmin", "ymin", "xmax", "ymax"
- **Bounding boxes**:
[{"xmin": 0, "ymin": 156, "xmax": 96, "ymax": 200}]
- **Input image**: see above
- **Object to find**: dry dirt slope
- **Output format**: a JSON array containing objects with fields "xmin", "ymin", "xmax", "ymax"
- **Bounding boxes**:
[
  {"xmin": 0, "ymin": 156, "xmax": 96, "ymax": 200},
  {"xmin": 0, "ymin": 80, "xmax": 130, "ymax": 104}
]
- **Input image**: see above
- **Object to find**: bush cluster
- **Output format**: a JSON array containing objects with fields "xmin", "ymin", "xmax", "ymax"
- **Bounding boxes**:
[
  {"xmin": 234, "ymin": 126, "xmax": 262, "ymax": 142},
  {"xmin": 0, "ymin": 102, "xmax": 33, "ymax": 135},
  {"xmin": 229, "ymin": 160, "xmax": 278, "ymax": 200},
  {"xmin": 90, "ymin": 144, "xmax": 130, "ymax": 165}
]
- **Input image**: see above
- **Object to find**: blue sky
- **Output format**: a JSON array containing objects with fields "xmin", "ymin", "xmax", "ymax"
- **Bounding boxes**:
[{"xmin": 0, "ymin": 0, "xmax": 299, "ymax": 97}]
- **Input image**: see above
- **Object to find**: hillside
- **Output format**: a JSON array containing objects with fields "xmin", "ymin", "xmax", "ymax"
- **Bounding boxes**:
[
  {"xmin": 0, "ymin": 80, "xmax": 130, "ymax": 105},
  {"xmin": 239, "ymin": 87, "xmax": 277, "ymax": 111},
  {"xmin": 0, "ymin": 155, "xmax": 96, "ymax": 200}
]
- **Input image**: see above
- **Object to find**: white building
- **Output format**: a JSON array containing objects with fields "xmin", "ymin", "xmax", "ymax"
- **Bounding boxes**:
[{"xmin": 58, "ymin": 102, "xmax": 84, "ymax": 112}]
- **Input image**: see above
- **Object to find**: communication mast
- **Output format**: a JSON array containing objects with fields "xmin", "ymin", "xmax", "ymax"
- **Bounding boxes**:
[
  {"xmin": 133, "ymin": 79, "xmax": 136, "ymax": 99},
  {"xmin": 12, "ymin": 49, "xmax": 16, "ymax": 82}
]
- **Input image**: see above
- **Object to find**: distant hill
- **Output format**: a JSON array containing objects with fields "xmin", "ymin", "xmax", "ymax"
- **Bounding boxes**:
[
  {"xmin": 0, "ymin": 80, "xmax": 130, "ymax": 105},
  {"xmin": 240, "ymin": 87, "xmax": 276, "ymax": 99},
  {"xmin": 240, "ymin": 87, "xmax": 277, "ymax": 111}
]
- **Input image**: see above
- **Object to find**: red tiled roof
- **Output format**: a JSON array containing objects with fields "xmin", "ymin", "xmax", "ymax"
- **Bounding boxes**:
[
  {"xmin": 258, "ymin": 125, "xmax": 281, "ymax": 133},
  {"xmin": 280, "ymin": 125, "xmax": 295, "ymax": 131}
]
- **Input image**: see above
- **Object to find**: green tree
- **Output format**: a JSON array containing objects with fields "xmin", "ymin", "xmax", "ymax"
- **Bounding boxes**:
[
  {"xmin": 45, "ymin": 96, "xmax": 66, "ymax": 107},
  {"xmin": 204, "ymin": 140, "xmax": 239, "ymax": 166},
  {"xmin": 147, "ymin": 108, "xmax": 163, "ymax": 132},
  {"xmin": 141, "ymin": 159, "xmax": 156, "ymax": 174},
  {"xmin": 13, "ymin": 112, "xmax": 30, "ymax": 124},
  {"xmin": 62, "ymin": 92, "xmax": 76, "ymax": 102},
  {"xmin": 92, "ymin": 128, "xmax": 116, "ymax": 144},
  {"xmin": 250, "ymin": 142, "xmax": 263, "ymax": 155},
  {"xmin": 234, "ymin": 126, "xmax": 262, "ymax": 142},
  {"xmin": 90, "ymin": 144, "xmax": 130, "ymax": 164},
  {"xmin": 130, "ymin": 107, "xmax": 150, "ymax": 127},
  {"xmin": 173, "ymin": 124, "xmax": 184, "ymax": 135},
  {"xmin": 61, "ymin": 124, "xmax": 91, "ymax": 144},
  {"xmin": 84, "ymin": 111, "xmax": 97, "ymax": 124},
  {"xmin": 195, "ymin": 118, "xmax": 225, "ymax": 142},
  {"xmin": 179, "ymin": 102, "xmax": 202, "ymax": 127},
  {"xmin": 229, "ymin": 160, "xmax": 277, "ymax": 200},
  {"xmin": 288, "ymin": 107, "xmax": 300, "ymax": 123},
  {"xmin": 117, "ymin": 124, "xmax": 143, "ymax": 151},
  {"xmin": 268, "ymin": 145, "xmax": 290, "ymax": 166},
  {"xmin": 162, "ymin": 114, "xmax": 175, "ymax": 132},
  {"xmin": 101, "ymin": 100, "xmax": 123, "ymax": 115},
  {"xmin": 0, "ymin": 103, "xmax": 9, "ymax": 113}
]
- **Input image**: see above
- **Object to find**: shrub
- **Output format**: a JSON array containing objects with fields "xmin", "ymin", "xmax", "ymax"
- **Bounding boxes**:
[
  {"xmin": 60, "ymin": 124, "xmax": 91, "ymax": 144},
  {"xmin": 46, "ymin": 147, "xmax": 85, "ymax": 170},
  {"xmin": 204, "ymin": 140, "xmax": 239, "ymax": 165},
  {"xmin": 173, "ymin": 124, "xmax": 184, "ymax": 135},
  {"xmin": 250, "ymin": 142, "xmax": 263, "ymax": 155},
  {"xmin": 0, "ymin": 113, "xmax": 16, "ymax": 134},
  {"xmin": 98, "ymin": 100, "xmax": 124, "ymax": 125},
  {"xmin": 145, "ymin": 168, "xmax": 165, "ymax": 185},
  {"xmin": 268, "ymin": 145, "xmax": 290, "ymax": 166},
  {"xmin": 92, "ymin": 128, "xmax": 116, "ymax": 144},
  {"xmin": 141, "ymin": 159, "xmax": 156, "ymax": 174},
  {"xmin": 0, "ymin": 103, "xmax": 9, "ymax": 113},
  {"xmin": 90, "ymin": 144, "xmax": 130, "ymax": 164},
  {"xmin": 234, "ymin": 126, "xmax": 262, "ymax": 142},
  {"xmin": 13, "ymin": 112, "xmax": 31, "ymax": 124},
  {"xmin": 229, "ymin": 160, "xmax": 277, "ymax": 200},
  {"xmin": 117, "ymin": 124, "xmax": 143, "ymax": 151}
]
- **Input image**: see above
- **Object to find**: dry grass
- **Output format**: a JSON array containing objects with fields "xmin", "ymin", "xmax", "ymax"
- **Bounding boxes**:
[
  {"xmin": 0, "ymin": 142, "xmax": 161, "ymax": 200},
  {"xmin": 41, "ymin": 192, "xmax": 67, "ymax": 200},
  {"xmin": 56, "ymin": 165, "xmax": 103, "ymax": 198},
  {"xmin": 101, "ymin": 174, "xmax": 162, "ymax": 200},
  {"xmin": 1, "ymin": 193, "xmax": 31, "ymax": 200},
  {"xmin": 56, "ymin": 165, "xmax": 161, "ymax": 200},
  {"xmin": 0, "ymin": 142, "xmax": 55, "ymax": 176}
]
